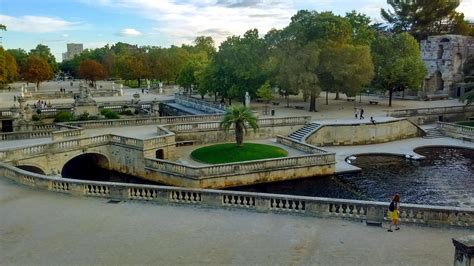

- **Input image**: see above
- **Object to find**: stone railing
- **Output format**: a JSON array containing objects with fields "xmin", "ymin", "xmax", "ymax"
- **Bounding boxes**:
[
  {"xmin": 166, "ymin": 116, "xmax": 311, "ymax": 133},
  {"xmin": 0, "ymin": 130, "xmax": 53, "ymax": 141},
  {"xmin": 0, "ymin": 134, "xmax": 159, "ymax": 162},
  {"xmin": 276, "ymin": 135, "xmax": 328, "ymax": 154},
  {"xmin": 1, "ymin": 163, "xmax": 472, "ymax": 228},
  {"xmin": 387, "ymin": 105, "xmax": 474, "ymax": 117},
  {"xmin": 175, "ymin": 94, "xmax": 226, "ymax": 113},
  {"xmin": 62, "ymin": 114, "xmax": 224, "ymax": 129},
  {"xmin": 51, "ymin": 128, "xmax": 84, "ymax": 141},
  {"xmin": 145, "ymin": 153, "xmax": 335, "ymax": 179},
  {"xmin": 437, "ymin": 122, "xmax": 474, "ymax": 141}
]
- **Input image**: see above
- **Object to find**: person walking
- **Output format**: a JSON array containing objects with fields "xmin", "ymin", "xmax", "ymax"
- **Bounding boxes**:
[
  {"xmin": 354, "ymin": 107, "xmax": 359, "ymax": 119},
  {"xmin": 359, "ymin": 107, "xmax": 365, "ymax": 120},
  {"xmin": 370, "ymin": 116, "xmax": 376, "ymax": 125},
  {"xmin": 387, "ymin": 194, "xmax": 401, "ymax": 232}
]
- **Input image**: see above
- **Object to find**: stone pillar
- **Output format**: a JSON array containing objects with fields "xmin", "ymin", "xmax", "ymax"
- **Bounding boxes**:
[{"xmin": 453, "ymin": 235, "xmax": 474, "ymax": 266}]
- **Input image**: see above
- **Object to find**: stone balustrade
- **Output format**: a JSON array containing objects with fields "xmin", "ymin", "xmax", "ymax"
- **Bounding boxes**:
[
  {"xmin": 145, "ymin": 152, "xmax": 335, "ymax": 179},
  {"xmin": 1, "ymin": 163, "xmax": 472, "ymax": 228},
  {"xmin": 166, "ymin": 116, "xmax": 311, "ymax": 133},
  {"xmin": 276, "ymin": 135, "xmax": 328, "ymax": 154},
  {"xmin": 62, "ymin": 114, "xmax": 224, "ymax": 129},
  {"xmin": 51, "ymin": 128, "xmax": 84, "ymax": 141},
  {"xmin": 175, "ymin": 94, "xmax": 227, "ymax": 113},
  {"xmin": 0, "ymin": 130, "xmax": 53, "ymax": 140},
  {"xmin": 437, "ymin": 122, "xmax": 474, "ymax": 141}
]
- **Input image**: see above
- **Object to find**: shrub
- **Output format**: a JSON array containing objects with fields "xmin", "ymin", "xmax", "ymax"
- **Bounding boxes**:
[
  {"xmin": 54, "ymin": 111, "xmax": 73, "ymax": 122},
  {"xmin": 32, "ymin": 114, "xmax": 42, "ymax": 121},
  {"xmin": 100, "ymin": 109, "xmax": 119, "ymax": 119},
  {"xmin": 120, "ymin": 109, "xmax": 134, "ymax": 116},
  {"xmin": 77, "ymin": 112, "xmax": 91, "ymax": 121}
]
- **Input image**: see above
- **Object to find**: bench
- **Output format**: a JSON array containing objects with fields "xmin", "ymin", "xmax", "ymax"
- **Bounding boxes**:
[
  {"xmin": 272, "ymin": 102, "xmax": 280, "ymax": 106},
  {"xmin": 369, "ymin": 101, "xmax": 379, "ymax": 105},
  {"xmin": 347, "ymin": 98, "xmax": 355, "ymax": 102},
  {"xmin": 295, "ymin": 106, "xmax": 305, "ymax": 110}
]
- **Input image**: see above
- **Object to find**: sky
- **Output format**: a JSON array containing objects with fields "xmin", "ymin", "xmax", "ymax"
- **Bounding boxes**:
[{"xmin": 1, "ymin": 0, "xmax": 473, "ymax": 61}]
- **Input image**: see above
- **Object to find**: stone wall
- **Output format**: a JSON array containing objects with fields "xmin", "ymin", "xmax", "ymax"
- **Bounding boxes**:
[
  {"xmin": 306, "ymin": 119, "xmax": 423, "ymax": 146},
  {"xmin": 387, "ymin": 105, "xmax": 474, "ymax": 124},
  {"xmin": 421, "ymin": 35, "xmax": 474, "ymax": 98}
]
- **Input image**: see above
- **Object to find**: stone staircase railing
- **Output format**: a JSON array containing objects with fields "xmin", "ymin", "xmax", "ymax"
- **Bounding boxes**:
[
  {"xmin": 276, "ymin": 135, "xmax": 328, "ymax": 154},
  {"xmin": 1, "ymin": 162, "xmax": 472, "ymax": 228},
  {"xmin": 437, "ymin": 122, "xmax": 474, "ymax": 141}
]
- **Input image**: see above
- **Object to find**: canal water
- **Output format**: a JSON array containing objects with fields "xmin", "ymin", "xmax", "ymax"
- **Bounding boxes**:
[
  {"xmin": 61, "ymin": 146, "xmax": 473, "ymax": 208},
  {"xmin": 235, "ymin": 147, "xmax": 474, "ymax": 208}
]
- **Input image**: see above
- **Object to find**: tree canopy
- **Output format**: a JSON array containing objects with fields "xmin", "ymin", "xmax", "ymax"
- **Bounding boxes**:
[
  {"xmin": 79, "ymin": 59, "xmax": 106, "ymax": 85},
  {"xmin": 371, "ymin": 33, "xmax": 427, "ymax": 106},
  {"xmin": 381, "ymin": 0, "xmax": 474, "ymax": 40},
  {"xmin": 23, "ymin": 55, "xmax": 53, "ymax": 90}
]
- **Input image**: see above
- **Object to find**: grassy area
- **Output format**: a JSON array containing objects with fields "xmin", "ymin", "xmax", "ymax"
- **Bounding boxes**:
[
  {"xmin": 190, "ymin": 143, "xmax": 288, "ymax": 164},
  {"xmin": 457, "ymin": 121, "xmax": 474, "ymax": 127}
]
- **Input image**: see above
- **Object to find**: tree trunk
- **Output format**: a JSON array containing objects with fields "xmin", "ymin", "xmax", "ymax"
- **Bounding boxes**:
[
  {"xmin": 286, "ymin": 94, "xmax": 290, "ymax": 108},
  {"xmin": 389, "ymin": 87, "xmax": 393, "ymax": 107},
  {"xmin": 36, "ymin": 81, "xmax": 40, "ymax": 91},
  {"xmin": 235, "ymin": 123, "xmax": 243, "ymax": 147},
  {"xmin": 335, "ymin": 89, "xmax": 340, "ymax": 100},
  {"xmin": 309, "ymin": 90, "xmax": 317, "ymax": 112},
  {"xmin": 325, "ymin": 90, "xmax": 329, "ymax": 105},
  {"xmin": 137, "ymin": 79, "xmax": 141, "ymax": 88}
]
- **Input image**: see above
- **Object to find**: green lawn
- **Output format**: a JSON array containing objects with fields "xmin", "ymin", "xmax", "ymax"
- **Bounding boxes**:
[
  {"xmin": 457, "ymin": 121, "xmax": 474, "ymax": 127},
  {"xmin": 190, "ymin": 143, "xmax": 288, "ymax": 164}
]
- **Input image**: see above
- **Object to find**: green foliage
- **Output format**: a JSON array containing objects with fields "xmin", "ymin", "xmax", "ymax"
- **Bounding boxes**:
[
  {"xmin": 31, "ymin": 114, "xmax": 42, "ymax": 121},
  {"xmin": 463, "ymin": 56, "xmax": 474, "ymax": 83},
  {"xmin": 371, "ymin": 33, "xmax": 427, "ymax": 106},
  {"xmin": 54, "ymin": 111, "xmax": 73, "ymax": 122},
  {"xmin": 76, "ymin": 112, "xmax": 97, "ymax": 121},
  {"xmin": 381, "ymin": 0, "xmax": 473, "ymax": 40},
  {"xmin": 120, "ymin": 109, "xmax": 134, "ymax": 116},
  {"xmin": 220, "ymin": 105, "xmax": 259, "ymax": 146},
  {"xmin": 100, "ymin": 109, "xmax": 119, "ymax": 119},
  {"xmin": 460, "ymin": 88, "xmax": 474, "ymax": 106},
  {"xmin": 457, "ymin": 121, "xmax": 474, "ymax": 127},
  {"xmin": 30, "ymin": 44, "xmax": 58, "ymax": 72},
  {"xmin": 257, "ymin": 81, "xmax": 274, "ymax": 103},
  {"xmin": 0, "ymin": 47, "xmax": 19, "ymax": 84},
  {"xmin": 190, "ymin": 143, "xmax": 288, "ymax": 164},
  {"xmin": 345, "ymin": 11, "xmax": 376, "ymax": 45}
]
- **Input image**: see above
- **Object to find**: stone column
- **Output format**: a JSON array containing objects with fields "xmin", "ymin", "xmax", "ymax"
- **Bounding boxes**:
[{"xmin": 452, "ymin": 235, "xmax": 474, "ymax": 266}]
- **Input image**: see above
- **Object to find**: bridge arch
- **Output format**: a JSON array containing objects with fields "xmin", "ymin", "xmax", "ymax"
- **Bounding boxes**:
[
  {"xmin": 16, "ymin": 165, "xmax": 46, "ymax": 175},
  {"xmin": 61, "ymin": 152, "xmax": 111, "ymax": 181}
]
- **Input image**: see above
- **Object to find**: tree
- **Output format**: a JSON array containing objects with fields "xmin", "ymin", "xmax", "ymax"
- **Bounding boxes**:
[
  {"xmin": 257, "ymin": 81, "xmax": 274, "ymax": 114},
  {"xmin": 79, "ymin": 59, "xmax": 106, "ymax": 86},
  {"xmin": 371, "ymin": 33, "xmax": 427, "ymax": 107},
  {"xmin": 381, "ymin": 0, "xmax": 473, "ymax": 40},
  {"xmin": 463, "ymin": 56, "xmax": 474, "ymax": 83},
  {"xmin": 6, "ymin": 48, "xmax": 28, "ymax": 74},
  {"xmin": 30, "ymin": 44, "xmax": 58, "ymax": 72},
  {"xmin": 220, "ymin": 105, "xmax": 259, "ymax": 147},
  {"xmin": 0, "ymin": 48, "xmax": 19, "ymax": 85},
  {"xmin": 176, "ymin": 61, "xmax": 196, "ymax": 94},
  {"xmin": 460, "ymin": 89, "xmax": 474, "ymax": 106},
  {"xmin": 23, "ymin": 55, "xmax": 53, "ymax": 90},
  {"xmin": 345, "ymin": 11, "xmax": 376, "ymax": 45}
]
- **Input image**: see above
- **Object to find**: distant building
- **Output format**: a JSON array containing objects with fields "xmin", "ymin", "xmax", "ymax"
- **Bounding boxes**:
[
  {"xmin": 62, "ymin": 43, "xmax": 83, "ymax": 61},
  {"xmin": 420, "ymin": 35, "xmax": 474, "ymax": 99}
]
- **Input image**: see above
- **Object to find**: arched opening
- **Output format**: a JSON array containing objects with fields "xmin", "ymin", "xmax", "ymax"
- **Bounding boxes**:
[
  {"xmin": 156, "ymin": 149, "xmax": 164, "ymax": 159},
  {"xmin": 17, "ymin": 165, "xmax": 45, "ymax": 175},
  {"xmin": 61, "ymin": 153, "xmax": 110, "ymax": 181}
]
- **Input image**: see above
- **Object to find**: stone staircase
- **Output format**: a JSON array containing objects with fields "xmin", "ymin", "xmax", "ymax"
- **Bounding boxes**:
[
  {"xmin": 288, "ymin": 123, "xmax": 321, "ymax": 142},
  {"xmin": 423, "ymin": 127, "xmax": 445, "ymax": 139}
]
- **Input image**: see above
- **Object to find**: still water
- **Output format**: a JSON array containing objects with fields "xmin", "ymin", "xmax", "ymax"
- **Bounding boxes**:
[
  {"xmin": 62, "ymin": 147, "xmax": 473, "ymax": 208},
  {"xmin": 234, "ymin": 147, "xmax": 474, "ymax": 208}
]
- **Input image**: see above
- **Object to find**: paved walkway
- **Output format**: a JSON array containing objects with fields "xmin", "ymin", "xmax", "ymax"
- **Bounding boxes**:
[{"xmin": 0, "ymin": 177, "xmax": 471, "ymax": 266}]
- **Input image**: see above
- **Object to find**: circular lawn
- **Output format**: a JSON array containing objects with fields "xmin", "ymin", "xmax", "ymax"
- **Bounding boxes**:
[{"xmin": 190, "ymin": 143, "xmax": 288, "ymax": 164}]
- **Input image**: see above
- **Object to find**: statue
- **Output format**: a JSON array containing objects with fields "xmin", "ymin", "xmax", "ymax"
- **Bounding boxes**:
[{"xmin": 245, "ymin": 92, "xmax": 251, "ymax": 107}]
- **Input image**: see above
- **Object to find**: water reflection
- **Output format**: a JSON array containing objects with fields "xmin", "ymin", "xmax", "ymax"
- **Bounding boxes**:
[{"xmin": 234, "ymin": 147, "xmax": 473, "ymax": 208}]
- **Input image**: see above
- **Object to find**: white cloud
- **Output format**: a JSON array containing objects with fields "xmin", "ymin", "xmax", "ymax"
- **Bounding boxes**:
[
  {"xmin": 117, "ymin": 28, "xmax": 142, "ymax": 37},
  {"xmin": 0, "ymin": 14, "xmax": 82, "ymax": 33},
  {"xmin": 84, "ymin": 0, "xmax": 295, "ymax": 45},
  {"xmin": 458, "ymin": 0, "xmax": 474, "ymax": 20}
]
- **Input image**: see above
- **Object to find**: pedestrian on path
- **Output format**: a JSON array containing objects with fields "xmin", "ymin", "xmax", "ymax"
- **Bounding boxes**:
[
  {"xmin": 354, "ymin": 107, "xmax": 359, "ymax": 119},
  {"xmin": 370, "ymin": 116, "xmax": 376, "ymax": 125},
  {"xmin": 387, "ymin": 193, "xmax": 401, "ymax": 232},
  {"xmin": 359, "ymin": 107, "xmax": 365, "ymax": 120}
]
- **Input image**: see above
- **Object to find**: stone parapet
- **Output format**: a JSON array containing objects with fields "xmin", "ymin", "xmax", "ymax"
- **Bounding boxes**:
[
  {"xmin": 1, "ymin": 162, "xmax": 472, "ymax": 228},
  {"xmin": 437, "ymin": 122, "xmax": 474, "ymax": 142}
]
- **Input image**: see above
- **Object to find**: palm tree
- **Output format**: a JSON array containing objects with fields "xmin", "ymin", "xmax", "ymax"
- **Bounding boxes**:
[{"xmin": 220, "ymin": 105, "xmax": 259, "ymax": 147}]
